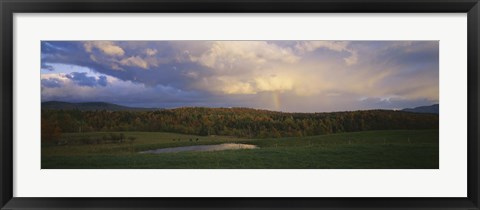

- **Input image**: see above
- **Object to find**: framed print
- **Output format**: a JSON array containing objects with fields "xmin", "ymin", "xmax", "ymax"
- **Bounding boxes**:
[{"xmin": 1, "ymin": 0, "xmax": 479, "ymax": 209}]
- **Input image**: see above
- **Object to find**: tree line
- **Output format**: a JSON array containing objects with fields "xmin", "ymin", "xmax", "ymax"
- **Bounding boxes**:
[{"xmin": 41, "ymin": 107, "xmax": 438, "ymax": 142}]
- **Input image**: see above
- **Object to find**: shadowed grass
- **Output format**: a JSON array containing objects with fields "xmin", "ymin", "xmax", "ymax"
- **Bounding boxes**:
[{"xmin": 42, "ymin": 129, "xmax": 438, "ymax": 169}]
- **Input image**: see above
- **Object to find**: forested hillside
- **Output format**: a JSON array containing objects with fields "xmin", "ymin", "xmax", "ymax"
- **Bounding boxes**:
[
  {"xmin": 402, "ymin": 104, "xmax": 439, "ymax": 114},
  {"xmin": 42, "ymin": 106, "xmax": 439, "ymax": 141}
]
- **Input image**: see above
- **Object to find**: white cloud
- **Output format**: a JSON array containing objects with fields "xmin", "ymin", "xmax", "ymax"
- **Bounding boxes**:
[
  {"xmin": 41, "ymin": 73, "xmax": 70, "ymax": 82},
  {"xmin": 189, "ymin": 41, "xmax": 300, "ymax": 70}
]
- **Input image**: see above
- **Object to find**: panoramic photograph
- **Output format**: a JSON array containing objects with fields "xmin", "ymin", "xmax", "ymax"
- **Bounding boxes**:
[{"xmin": 41, "ymin": 40, "xmax": 439, "ymax": 169}]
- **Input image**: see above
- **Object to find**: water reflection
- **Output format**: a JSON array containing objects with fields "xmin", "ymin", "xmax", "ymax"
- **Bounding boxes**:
[{"xmin": 140, "ymin": 143, "xmax": 258, "ymax": 154}]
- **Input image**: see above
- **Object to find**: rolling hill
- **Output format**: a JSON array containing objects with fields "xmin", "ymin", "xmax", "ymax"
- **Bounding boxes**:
[
  {"xmin": 41, "ymin": 101, "xmax": 160, "ymax": 111},
  {"xmin": 402, "ymin": 104, "xmax": 439, "ymax": 114}
]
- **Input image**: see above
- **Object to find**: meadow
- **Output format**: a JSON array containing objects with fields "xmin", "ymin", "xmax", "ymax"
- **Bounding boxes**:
[{"xmin": 41, "ymin": 129, "xmax": 439, "ymax": 169}]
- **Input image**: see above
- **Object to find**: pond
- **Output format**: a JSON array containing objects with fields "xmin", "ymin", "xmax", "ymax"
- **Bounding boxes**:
[{"xmin": 139, "ymin": 143, "xmax": 258, "ymax": 154}]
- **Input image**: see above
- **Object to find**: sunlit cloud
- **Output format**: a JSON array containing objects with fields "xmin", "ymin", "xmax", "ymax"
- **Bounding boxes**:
[
  {"xmin": 84, "ymin": 41, "xmax": 125, "ymax": 56},
  {"xmin": 119, "ymin": 56, "xmax": 149, "ymax": 69}
]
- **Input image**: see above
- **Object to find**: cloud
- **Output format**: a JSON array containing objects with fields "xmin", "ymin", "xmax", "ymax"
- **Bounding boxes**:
[
  {"xmin": 98, "ymin": 75, "xmax": 108, "ymax": 86},
  {"xmin": 84, "ymin": 41, "xmax": 125, "ymax": 56},
  {"xmin": 119, "ymin": 56, "xmax": 149, "ymax": 69},
  {"xmin": 357, "ymin": 96, "xmax": 437, "ymax": 111},
  {"xmin": 192, "ymin": 73, "xmax": 296, "ymax": 95},
  {"xmin": 218, "ymin": 80, "xmax": 256, "ymax": 94},
  {"xmin": 145, "ymin": 48, "xmax": 158, "ymax": 56},
  {"xmin": 41, "ymin": 78, "xmax": 63, "ymax": 88},
  {"xmin": 41, "ymin": 73, "xmax": 208, "ymax": 108},
  {"xmin": 192, "ymin": 41, "xmax": 300, "ymax": 70},
  {"xmin": 295, "ymin": 41, "xmax": 358, "ymax": 65},
  {"xmin": 170, "ymin": 41, "xmax": 302, "ymax": 94},
  {"xmin": 65, "ymin": 72, "xmax": 109, "ymax": 87},
  {"xmin": 41, "ymin": 63, "xmax": 55, "ymax": 71}
]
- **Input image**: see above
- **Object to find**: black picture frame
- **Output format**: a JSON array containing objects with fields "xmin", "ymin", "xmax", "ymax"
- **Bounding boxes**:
[{"xmin": 1, "ymin": 0, "xmax": 479, "ymax": 209}]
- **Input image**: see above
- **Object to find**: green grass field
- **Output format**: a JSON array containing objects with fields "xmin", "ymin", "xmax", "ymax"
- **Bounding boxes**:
[{"xmin": 41, "ymin": 129, "xmax": 439, "ymax": 169}]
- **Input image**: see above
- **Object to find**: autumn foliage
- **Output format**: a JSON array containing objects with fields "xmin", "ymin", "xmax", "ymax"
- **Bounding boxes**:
[{"xmin": 41, "ymin": 107, "xmax": 438, "ymax": 139}]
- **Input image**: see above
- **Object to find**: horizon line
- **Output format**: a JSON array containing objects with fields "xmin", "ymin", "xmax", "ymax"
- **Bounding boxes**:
[{"xmin": 41, "ymin": 100, "xmax": 439, "ymax": 114}]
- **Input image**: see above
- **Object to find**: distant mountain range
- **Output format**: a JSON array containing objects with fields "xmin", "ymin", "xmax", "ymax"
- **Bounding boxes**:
[
  {"xmin": 401, "ymin": 104, "xmax": 439, "ymax": 114},
  {"xmin": 41, "ymin": 101, "xmax": 161, "ymax": 111},
  {"xmin": 42, "ymin": 101, "xmax": 439, "ymax": 114}
]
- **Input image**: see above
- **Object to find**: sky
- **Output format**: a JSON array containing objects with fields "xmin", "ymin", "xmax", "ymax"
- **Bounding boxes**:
[{"xmin": 41, "ymin": 41, "xmax": 439, "ymax": 112}]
